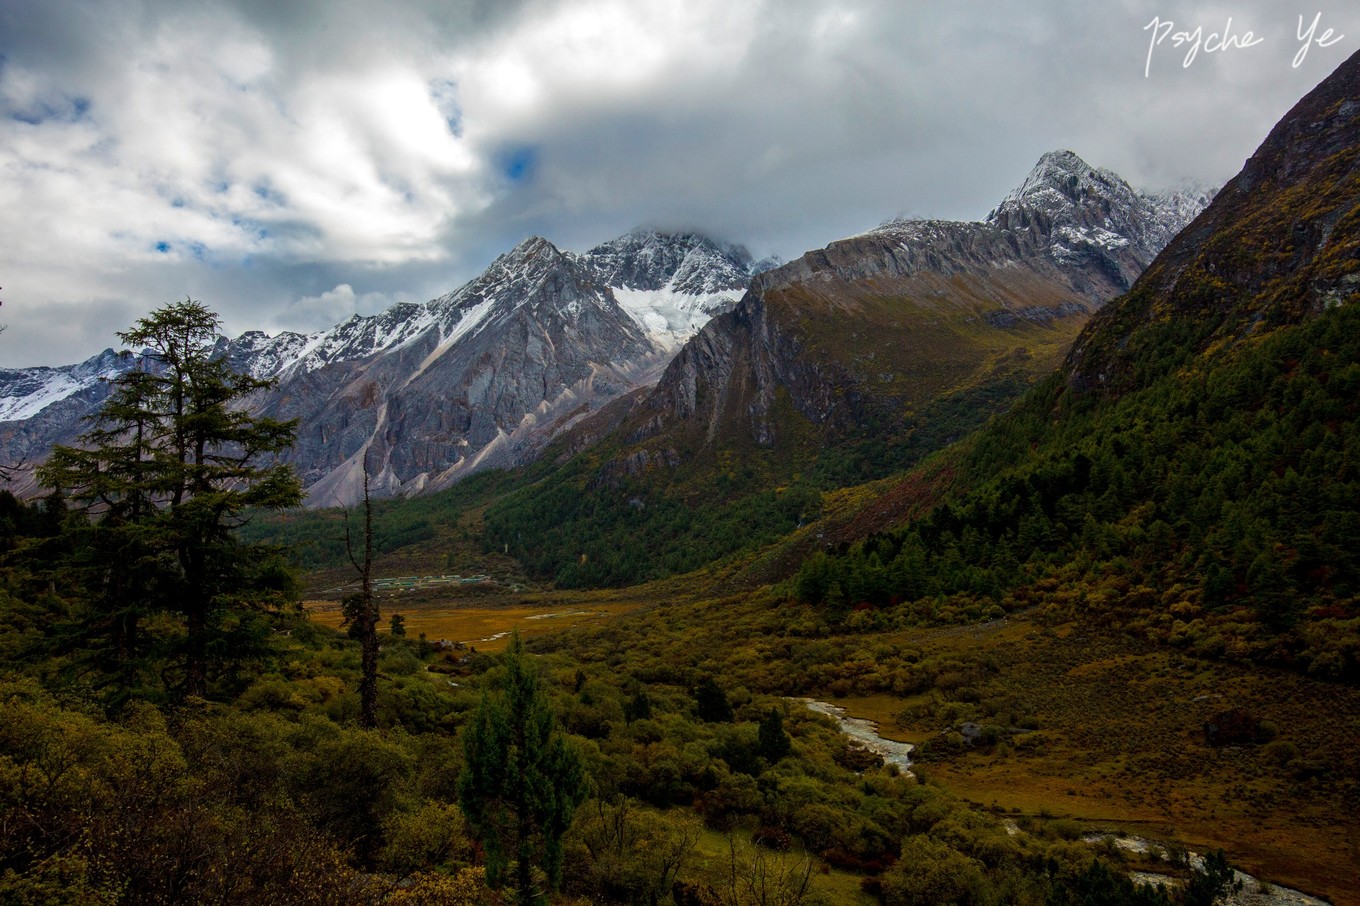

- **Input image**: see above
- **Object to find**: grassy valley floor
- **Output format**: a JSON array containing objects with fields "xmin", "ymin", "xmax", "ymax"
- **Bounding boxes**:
[
  {"xmin": 829, "ymin": 619, "xmax": 1360, "ymax": 903},
  {"xmin": 366, "ymin": 583, "xmax": 1359, "ymax": 905}
]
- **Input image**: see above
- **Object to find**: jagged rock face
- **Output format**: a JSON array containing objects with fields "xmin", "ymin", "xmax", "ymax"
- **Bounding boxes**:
[
  {"xmin": 582, "ymin": 230, "xmax": 754, "ymax": 294},
  {"xmin": 255, "ymin": 233, "xmax": 761, "ymax": 505},
  {"xmin": 631, "ymin": 151, "xmax": 1214, "ymax": 451},
  {"xmin": 278, "ymin": 238, "xmax": 661, "ymax": 504},
  {"xmin": 1065, "ymin": 48, "xmax": 1360, "ymax": 395},
  {"xmin": 0, "ymin": 231, "xmax": 760, "ymax": 506},
  {"xmin": 988, "ymin": 149, "xmax": 1214, "ymax": 287}
]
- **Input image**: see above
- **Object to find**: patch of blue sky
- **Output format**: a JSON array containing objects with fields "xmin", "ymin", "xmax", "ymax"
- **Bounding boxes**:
[
  {"xmin": 151, "ymin": 238, "xmax": 215, "ymax": 263},
  {"xmin": 7, "ymin": 94, "xmax": 91, "ymax": 125},
  {"xmin": 227, "ymin": 214, "xmax": 272, "ymax": 243},
  {"xmin": 430, "ymin": 78, "xmax": 462, "ymax": 138},
  {"xmin": 253, "ymin": 182, "xmax": 286, "ymax": 206},
  {"xmin": 500, "ymin": 146, "xmax": 537, "ymax": 183}
]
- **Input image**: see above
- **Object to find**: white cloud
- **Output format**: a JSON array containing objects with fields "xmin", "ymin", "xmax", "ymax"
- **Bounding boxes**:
[
  {"xmin": 270, "ymin": 283, "xmax": 413, "ymax": 334},
  {"xmin": 0, "ymin": 0, "xmax": 1356, "ymax": 367}
]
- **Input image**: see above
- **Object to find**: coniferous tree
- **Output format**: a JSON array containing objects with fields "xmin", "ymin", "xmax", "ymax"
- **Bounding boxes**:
[
  {"xmin": 39, "ymin": 368, "xmax": 166, "ymax": 692},
  {"xmin": 757, "ymin": 707, "xmax": 792, "ymax": 763},
  {"xmin": 458, "ymin": 632, "xmax": 585, "ymax": 904},
  {"xmin": 694, "ymin": 677, "xmax": 734, "ymax": 723},
  {"xmin": 39, "ymin": 299, "xmax": 302, "ymax": 698},
  {"xmin": 1181, "ymin": 850, "xmax": 1242, "ymax": 906},
  {"xmin": 623, "ymin": 688, "xmax": 652, "ymax": 724}
]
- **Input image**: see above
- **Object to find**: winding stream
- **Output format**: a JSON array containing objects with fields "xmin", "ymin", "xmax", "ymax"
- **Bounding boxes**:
[
  {"xmin": 801, "ymin": 703, "xmax": 1330, "ymax": 904},
  {"xmin": 802, "ymin": 699, "xmax": 914, "ymax": 772}
]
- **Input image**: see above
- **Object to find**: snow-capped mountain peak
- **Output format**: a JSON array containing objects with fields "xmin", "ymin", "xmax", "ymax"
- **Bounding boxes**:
[
  {"xmin": 581, "ymin": 229, "xmax": 753, "ymax": 293},
  {"xmin": 984, "ymin": 149, "xmax": 1216, "ymax": 271},
  {"xmin": 576, "ymin": 230, "xmax": 759, "ymax": 352},
  {"xmin": 991, "ymin": 149, "xmax": 1135, "ymax": 220}
]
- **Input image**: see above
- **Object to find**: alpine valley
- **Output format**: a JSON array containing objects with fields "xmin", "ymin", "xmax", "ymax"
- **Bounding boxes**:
[{"xmin": 3, "ymin": 43, "xmax": 1360, "ymax": 906}]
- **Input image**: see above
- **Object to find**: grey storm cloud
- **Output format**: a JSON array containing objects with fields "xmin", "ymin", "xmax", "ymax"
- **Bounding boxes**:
[{"xmin": 0, "ymin": 0, "xmax": 1355, "ymax": 366}]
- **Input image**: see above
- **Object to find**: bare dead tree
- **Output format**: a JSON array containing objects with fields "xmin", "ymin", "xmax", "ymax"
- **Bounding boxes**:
[
  {"xmin": 343, "ymin": 468, "xmax": 379, "ymax": 728},
  {"xmin": 720, "ymin": 834, "xmax": 814, "ymax": 906}
]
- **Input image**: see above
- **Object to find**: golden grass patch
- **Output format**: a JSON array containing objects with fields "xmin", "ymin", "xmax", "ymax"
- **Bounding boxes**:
[{"xmin": 305, "ymin": 601, "xmax": 641, "ymax": 652}]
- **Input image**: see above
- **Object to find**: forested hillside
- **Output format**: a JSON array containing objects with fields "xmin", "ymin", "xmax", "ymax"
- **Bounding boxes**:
[{"xmin": 790, "ymin": 48, "xmax": 1360, "ymax": 683}]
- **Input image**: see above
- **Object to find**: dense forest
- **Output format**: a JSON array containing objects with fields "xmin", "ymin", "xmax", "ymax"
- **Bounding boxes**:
[
  {"xmin": 480, "ymin": 377, "xmax": 1031, "ymax": 589},
  {"xmin": 789, "ymin": 299, "xmax": 1360, "ymax": 681}
]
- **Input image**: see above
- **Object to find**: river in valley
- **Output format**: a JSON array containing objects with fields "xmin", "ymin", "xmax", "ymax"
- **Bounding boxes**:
[{"xmin": 801, "ymin": 699, "xmax": 914, "ymax": 773}]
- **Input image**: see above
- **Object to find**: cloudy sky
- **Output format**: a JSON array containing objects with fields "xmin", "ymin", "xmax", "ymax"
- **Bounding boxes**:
[{"xmin": 1, "ymin": 0, "xmax": 1355, "ymax": 367}]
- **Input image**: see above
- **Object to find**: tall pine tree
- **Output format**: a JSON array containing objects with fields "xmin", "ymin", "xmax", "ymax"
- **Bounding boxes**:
[
  {"xmin": 342, "ymin": 468, "xmax": 379, "ymax": 727},
  {"xmin": 458, "ymin": 632, "xmax": 585, "ymax": 905},
  {"xmin": 39, "ymin": 299, "xmax": 302, "ymax": 699}
]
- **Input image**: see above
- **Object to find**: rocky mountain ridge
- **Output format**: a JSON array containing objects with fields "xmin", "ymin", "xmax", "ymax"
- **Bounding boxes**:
[
  {"xmin": 0, "ymin": 231, "xmax": 757, "ymax": 505},
  {"xmin": 629, "ymin": 150, "xmax": 1214, "ymax": 455},
  {"xmin": 1, "ymin": 154, "xmax": 1211, "ymax": 507},
  {"xmin": 473, "ymin": 152, "xmax": 1217, "ymax": 588}
]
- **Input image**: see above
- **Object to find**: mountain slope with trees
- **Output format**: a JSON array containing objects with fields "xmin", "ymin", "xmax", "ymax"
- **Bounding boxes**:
[{"xmin": 789, "ymin": 48, "xmax": 1360, "ymax": 681}]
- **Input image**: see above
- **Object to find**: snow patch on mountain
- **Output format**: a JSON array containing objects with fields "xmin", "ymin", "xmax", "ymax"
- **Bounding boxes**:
[
  {"xmin": 567, "ymin": 230, "xmax": 758, "ymax": 351},
  {"xmin": 0, "ymin": 349, "xmax": 135, "ymax": 423},
  {"xmin": 0, "ymin": 371, "xmax": 85, "ymax": 422},
  {"xmin": 271, "ymin": 303, "xmax": 439, "ymax": 379},
  {"xmin": 611, "ymin": 286, "xmax": 743, "ymax": 353},
  {"xmin": 230, "ymin": 331, "xmax": 314, "ymax": 379},
  {"xmin": 581, "ymin": 230, "xmax": 754, "ymax": 294},
  {"xmin": 406, "ymin": 295, "xmax": 498, "ymax": 387}
]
